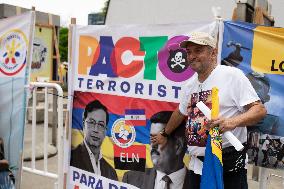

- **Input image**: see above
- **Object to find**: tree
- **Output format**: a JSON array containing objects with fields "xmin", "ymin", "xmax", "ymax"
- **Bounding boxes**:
[
  {"xmin": 59, "ymin": 27, "xmax": 68, "ymax": 62},
  {"xmin": 101, "ymin": 0, "xmax": 110, "ymax": 17}
]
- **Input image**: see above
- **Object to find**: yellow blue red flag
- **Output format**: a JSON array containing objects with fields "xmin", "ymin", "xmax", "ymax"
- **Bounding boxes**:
[{"xmin": 201, "ymin": 87, "xmax": 224, "ymax": 189}]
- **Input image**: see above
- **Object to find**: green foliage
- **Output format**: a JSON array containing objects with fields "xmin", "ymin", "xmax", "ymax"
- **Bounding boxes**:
[
  {"xmin": 101, "ymin": 0, "xmax": 110, "ymax": 16},
  {"xmin": 59, "ymin": 27, "xmax": 68, "ymax": 62}
]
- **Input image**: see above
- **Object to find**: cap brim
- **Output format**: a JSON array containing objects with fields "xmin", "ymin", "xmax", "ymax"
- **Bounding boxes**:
[{"xmin": 179, "ymin": 40, "xmax": 207, "ymax": 48}]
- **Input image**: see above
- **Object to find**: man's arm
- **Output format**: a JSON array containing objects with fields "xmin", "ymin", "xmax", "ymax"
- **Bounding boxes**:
[
  {"xmin": 209, "ymin": 101, "xmax": 267, "ymax": 133},
  {"xmin": 165, "ymin": 108, "xmax": 186, "ymax": 134},
  {"xmin": 235, "ymin": 101, "xmax": 267, "ymax": 126},
  {"xmin": 152, "ymin": 108, "xmax": 186, "ymax": 145}
]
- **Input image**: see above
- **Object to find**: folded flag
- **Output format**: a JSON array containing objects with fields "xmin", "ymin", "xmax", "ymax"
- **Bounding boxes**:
[{"xmin": 201, "ymin": 87, "xmax": 224, "ymax": 189}]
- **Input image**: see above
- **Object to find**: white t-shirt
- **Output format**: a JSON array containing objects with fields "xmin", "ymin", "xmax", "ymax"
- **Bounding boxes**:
[
  {"xmin": 262, "ymin": 139, "xmax": 270, "ymax": 151},
  {"xmin": 179, "ymin": 65, "xmax": 259, "ymax": 173}
]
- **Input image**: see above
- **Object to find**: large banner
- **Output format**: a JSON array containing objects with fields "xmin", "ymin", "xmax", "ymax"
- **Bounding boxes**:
[
  {"xmin": 221, "ymin": 21, "xmax": 284, "ymax": 169},
  {"xmin": 0, "ymin": 11, "xmax": 35, "ymax": 185},
  {"xmin": 67, "ymin": 22, "xmax": 218, "ymax": 188},
  {"xmin": 30, "ymin": 26, "xmax": 53, "ymax": 82}
]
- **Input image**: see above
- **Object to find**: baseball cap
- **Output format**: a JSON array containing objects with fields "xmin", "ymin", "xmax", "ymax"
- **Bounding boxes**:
[{"xmin": 180, "ymin": 31, "xmax": 216, "ymax": 49}]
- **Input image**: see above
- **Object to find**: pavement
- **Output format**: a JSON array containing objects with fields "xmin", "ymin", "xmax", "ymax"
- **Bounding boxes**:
[
  {"xmin": 20, "ymin": 123, "xmax": 284, "ymax": 189},
  {"xmin": 247, "ymin": 164, "xmax": 284, "ymax": 189},
  {"xmin": 22, "ymin": 123, "xmax": 57, "ymax": 161},
  {"xmin": 21, "ymin": 123, "xmax": 58, "ymax": 189}
]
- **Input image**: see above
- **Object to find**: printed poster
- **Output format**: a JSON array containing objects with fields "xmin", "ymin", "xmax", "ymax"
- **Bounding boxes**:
[
  {"xmin": 221, "ymin": 21, "xmax": 284, "ymax": 170},
  {"xmin": 30, "ymin": 26, "xmax": 53, "ymax": 82},
  {"xmin": 67, "ymin": 22, "xmax": 219, "ymax": 188}
]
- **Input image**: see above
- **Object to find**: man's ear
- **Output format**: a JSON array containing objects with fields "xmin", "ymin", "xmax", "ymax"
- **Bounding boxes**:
[
  {"xmin": 211, "ymin": 48, "xmax": 218, "ymax": 59},
  {"xmin": 82, "ymin": 119, "xmax": 86, "ymax": 133},
  {"xmin": 175, "ymin": 137, "xmax": 185, "ymax": 155}
]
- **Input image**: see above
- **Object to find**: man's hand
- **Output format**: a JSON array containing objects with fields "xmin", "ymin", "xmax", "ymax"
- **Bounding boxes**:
[
  {"xmin": 151, "ymin": 133, "xmax": 167, "ymax": 147},
  {"xmin": 206, "ymin": 117, "xmax": 238, "ymax": 133}
]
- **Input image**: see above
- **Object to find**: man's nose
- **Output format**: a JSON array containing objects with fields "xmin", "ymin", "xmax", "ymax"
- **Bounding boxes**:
[{"xmin": 93, "ymin": 126, "xmax": 100, "ymax": 132}]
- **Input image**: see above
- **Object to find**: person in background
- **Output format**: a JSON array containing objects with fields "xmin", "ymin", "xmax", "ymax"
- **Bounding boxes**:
[{"xmin": 261, "ymin": 135, "xmax": 270, "ymax": 166}]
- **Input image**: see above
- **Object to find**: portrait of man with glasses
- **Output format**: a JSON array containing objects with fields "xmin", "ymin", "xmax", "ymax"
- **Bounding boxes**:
[{"xmin": 70, "ymin": 100, "xmax": 118, "ymax": 180}]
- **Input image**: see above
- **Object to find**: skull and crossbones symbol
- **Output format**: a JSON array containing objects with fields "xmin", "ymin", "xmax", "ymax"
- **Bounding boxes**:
[{"xmin": 171, "ymin": 52, "xmax": 186, "ymax": 69}]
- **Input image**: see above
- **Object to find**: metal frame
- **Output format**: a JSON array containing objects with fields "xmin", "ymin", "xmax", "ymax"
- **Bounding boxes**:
[{"xmin": 22, "ymin": 82, "xmax": 64, "ymax": 189}]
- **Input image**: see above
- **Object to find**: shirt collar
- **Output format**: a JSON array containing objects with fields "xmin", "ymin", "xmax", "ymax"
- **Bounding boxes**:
[
  {"xmin": 84, "ymin": 140, "xmax": 102, "ymax": 162},
  {"xmin": 168, "ymin": 167, "xmax": 187, "ymax": 186},
  {"xmin": 156, "ymin": 167, "xmax": 187, "ymax": 186},
  {"xmin": 156, "ymin": 170, "xmax": 166, "ymax": 183}
]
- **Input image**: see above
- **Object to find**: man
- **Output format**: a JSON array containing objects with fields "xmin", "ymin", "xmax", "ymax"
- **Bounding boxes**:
[
  {"xmin": 153, "ymin": 32, "xmax": 267, "ymax": 189},
  {"xmin": 123, "ymin": 111, "xmax": 191, "ymax": 189},
  {"xmin": 248, "ymin": 131, "xmax": 260, "ymax": 166},
  {"xmin": 0, "ymin": 138, "xmax": 15, "ymax": 187},
  {"xmin": 273, "ymin": 138, "xmax": 284, "ymax": 168},
  {"xmin": 70, "ymin": 100, "xmax": 118, "ymax": 180},
  {"xmin": 261, "ymin": 135, "xmax": 270, "ymax": 166},
  {"xmin": 0, "ymin": 138, "xmax": 9, "ymax": 171}
]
